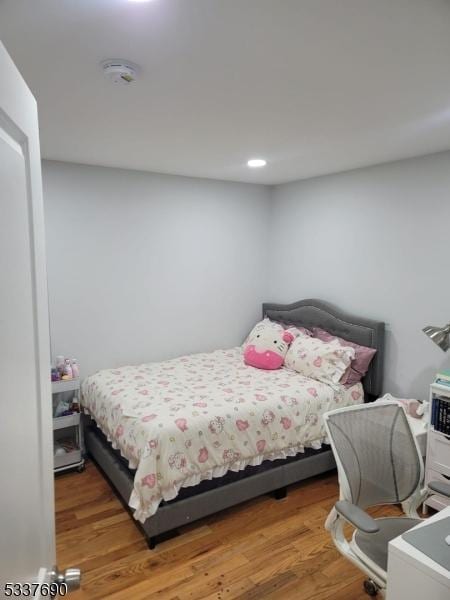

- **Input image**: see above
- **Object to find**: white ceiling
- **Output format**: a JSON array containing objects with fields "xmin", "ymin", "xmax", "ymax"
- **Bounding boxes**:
[{"xmin": 2, "ymin": 0, "xmax": 450, "ymax": 184}]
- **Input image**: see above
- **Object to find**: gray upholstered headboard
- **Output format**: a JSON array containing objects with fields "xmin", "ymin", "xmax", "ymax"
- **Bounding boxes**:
[{"xmin": 263, "ymin": 299, "xmax": 385, "ymax": 400}]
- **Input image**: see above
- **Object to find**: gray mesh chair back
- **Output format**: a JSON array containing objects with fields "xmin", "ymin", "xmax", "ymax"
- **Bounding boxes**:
[{"xmin": 326, "ymin": 404, "xmax": 422, "ymax": 509}]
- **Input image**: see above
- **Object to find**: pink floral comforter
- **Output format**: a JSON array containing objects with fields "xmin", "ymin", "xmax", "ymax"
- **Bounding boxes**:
[{"xmin": 81, "ymin": 347, "xmax": 363, "ymax": 522}]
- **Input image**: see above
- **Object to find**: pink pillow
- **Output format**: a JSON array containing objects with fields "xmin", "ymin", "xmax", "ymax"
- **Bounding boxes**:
[
  {"xmin": 244, "ymin": 321, "xmax": 296, "ymax": 370},
  {"xmin": 312, "ymin": 327, "xmax": 376, "ymax": 385}
]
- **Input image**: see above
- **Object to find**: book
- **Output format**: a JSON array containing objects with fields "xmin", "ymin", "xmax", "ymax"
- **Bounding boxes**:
[
  {"xmin": 431, "ymin": 398, "xmax": 437, "ymax": 427},
  {"xmin": 435, "ymin": 378, "xmax": 450, "ymax": 388},
  {"xmin": 433, "ymin": 396, "xmax": 450, "ymax": 434},
  {"xmin": 436, "ymin": 368, "xmax": 450, "ymax": 382}
]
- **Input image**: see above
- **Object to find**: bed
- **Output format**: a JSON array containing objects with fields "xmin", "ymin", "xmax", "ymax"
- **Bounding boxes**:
[{"xmin": 82, "ymin": 299, "xmax": 385, "ymax": 548}]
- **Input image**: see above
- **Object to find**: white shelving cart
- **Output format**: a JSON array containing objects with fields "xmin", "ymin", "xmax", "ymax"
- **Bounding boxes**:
[
  {"xmin": 52, "ymin": 378, "xmax": 85, "ymax": 473},
  {"xmin": 423, "ymin": 382, "xmax": 450, "ymax": 513}
]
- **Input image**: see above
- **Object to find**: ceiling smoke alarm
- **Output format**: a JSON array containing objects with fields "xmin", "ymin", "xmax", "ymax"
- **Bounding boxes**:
[{"xmin": 101, "ymin": 60, "xmax": 139, "ymax": 85}]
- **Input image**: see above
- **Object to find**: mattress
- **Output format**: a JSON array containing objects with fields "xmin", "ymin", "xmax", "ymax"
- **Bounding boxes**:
[{"xmin": 81, "ymin": 347, "xmax": 363, "ymax": 522}]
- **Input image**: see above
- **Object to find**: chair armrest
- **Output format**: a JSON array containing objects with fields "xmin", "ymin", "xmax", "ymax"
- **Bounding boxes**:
[
  {"xmin": 335, "ymin": 500, "xmax": 380, "ymax": 534},
  {"xmin": 428, "ymin": 480, "xmax": 450, "ymax": 498}
]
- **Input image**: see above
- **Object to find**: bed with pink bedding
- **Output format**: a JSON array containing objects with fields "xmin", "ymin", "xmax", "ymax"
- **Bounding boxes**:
[
  {"xmin": 82, "ymin": 346, "xmax": 364, "ymax": 522},
  {"xmin": 81, "ymin": 299, "xmax": 384, "ymax": 548}
]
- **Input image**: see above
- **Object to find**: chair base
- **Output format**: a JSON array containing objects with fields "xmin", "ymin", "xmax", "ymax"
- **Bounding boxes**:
[{"xmin": 363, "ymin": 579, "xmax": 380, "ymax": 597}]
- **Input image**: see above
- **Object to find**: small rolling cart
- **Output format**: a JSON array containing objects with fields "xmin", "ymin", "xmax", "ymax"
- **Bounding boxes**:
[{"xmin": 52, "ymin": 378, "xmax": 85, "ymax": 473}]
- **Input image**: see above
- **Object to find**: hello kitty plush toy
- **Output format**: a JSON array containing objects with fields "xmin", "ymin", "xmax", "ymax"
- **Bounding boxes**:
[{"xmin": 244, "ymin": 327, "xmax": 295, "ymax": 370}]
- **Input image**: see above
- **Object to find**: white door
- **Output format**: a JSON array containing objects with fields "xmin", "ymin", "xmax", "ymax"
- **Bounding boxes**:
[{"xmin": 0, "ymin": 41, "xmax": 58, "ymax": 593}]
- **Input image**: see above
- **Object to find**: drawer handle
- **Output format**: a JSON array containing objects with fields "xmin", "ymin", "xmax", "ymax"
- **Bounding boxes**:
[{"xmin": 443, "ymin": 473, "xmax": 450, "ymax": 481}]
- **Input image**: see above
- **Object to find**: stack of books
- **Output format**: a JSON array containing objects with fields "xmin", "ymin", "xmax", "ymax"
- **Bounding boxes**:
[
  {"xmin": 435, "ymin": 368, "xmax": 450, "ymax": 388},
  {"xmin": 432, "ymin": 370, "xmax": 450, "ymax": 434},
  {"xmin": 431, "ymin": 397, "xmax": 450, "ymax": 434}
]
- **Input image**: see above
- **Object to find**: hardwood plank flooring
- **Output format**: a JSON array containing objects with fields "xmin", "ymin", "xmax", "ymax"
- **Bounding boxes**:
[{"xmin": 55, "ymin": 461, "xmax": 400, "ymax": 599}]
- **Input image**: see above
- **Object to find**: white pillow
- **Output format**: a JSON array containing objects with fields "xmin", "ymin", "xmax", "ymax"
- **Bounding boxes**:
[{"xmin": 285, "ymin": 335, "xmax": 355, "ymax": 385}]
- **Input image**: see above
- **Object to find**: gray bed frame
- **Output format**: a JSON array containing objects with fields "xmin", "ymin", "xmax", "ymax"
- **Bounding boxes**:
[{"xmin": 84, "ymin": 299, "xmax": 385, "ymax": 549}]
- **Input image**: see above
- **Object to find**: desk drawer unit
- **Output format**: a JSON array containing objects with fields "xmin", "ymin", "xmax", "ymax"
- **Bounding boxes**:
[{"xmin": 424, "ymin": 386, "xmax": 450, "ymax": 513}]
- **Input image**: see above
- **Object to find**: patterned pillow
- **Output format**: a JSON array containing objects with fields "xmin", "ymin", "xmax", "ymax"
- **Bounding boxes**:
[
  {"xmin": 284, "ymin": 335, "xmax": 355, "ymax": 385},
  {"xmin": 312, "ymin": 327, "xmax": 377, "ymax": 385}
]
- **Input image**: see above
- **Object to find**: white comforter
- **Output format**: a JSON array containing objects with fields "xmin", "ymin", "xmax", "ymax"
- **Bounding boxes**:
[{"xmin": 81, "ymin": 347, "xmax": 363, "ymax": 522}]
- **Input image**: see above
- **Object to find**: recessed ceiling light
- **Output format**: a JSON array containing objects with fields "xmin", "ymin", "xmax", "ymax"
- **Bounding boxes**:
[{"xmin": 247, "ymin": 159, "xmax": 267, "ymax": 168}]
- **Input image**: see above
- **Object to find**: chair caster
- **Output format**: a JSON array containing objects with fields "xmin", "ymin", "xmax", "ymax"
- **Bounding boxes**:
[{"xmin": 363, "ymin": 579, "xmax": 379, "ymax": 596}]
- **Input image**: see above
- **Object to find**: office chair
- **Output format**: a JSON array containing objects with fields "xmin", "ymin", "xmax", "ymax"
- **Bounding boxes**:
[{"xmin": 324, "ymin": 402, "xmax": 450, "ymax": 597}]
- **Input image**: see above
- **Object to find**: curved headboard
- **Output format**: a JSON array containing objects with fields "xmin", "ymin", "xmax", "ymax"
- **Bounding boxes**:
[{"xmin": 262, "ymin": 299, "xmax": 385, "ymax": 400}]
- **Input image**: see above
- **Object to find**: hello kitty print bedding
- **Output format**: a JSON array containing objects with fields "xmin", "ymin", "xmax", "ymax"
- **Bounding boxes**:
[{"xmin": 81, "ymin": 347, "xmax": 363, "ymax": 523}]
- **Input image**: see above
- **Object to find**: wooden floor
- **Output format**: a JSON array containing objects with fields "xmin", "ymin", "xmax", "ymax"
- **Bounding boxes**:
[{"xmin": 55, "ymin": 461, "xmax": 400, "ymax": 600}]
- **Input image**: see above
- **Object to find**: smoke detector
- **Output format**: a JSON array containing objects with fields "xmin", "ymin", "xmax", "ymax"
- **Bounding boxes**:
[{"xmin": 102, "ymin": 60, "xmax": 139, "ymax": 85}]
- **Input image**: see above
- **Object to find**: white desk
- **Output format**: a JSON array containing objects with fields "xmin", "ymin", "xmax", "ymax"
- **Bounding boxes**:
[{"xmin": 386, "ymin": 506, "xmax": 450, "ymax": 599}]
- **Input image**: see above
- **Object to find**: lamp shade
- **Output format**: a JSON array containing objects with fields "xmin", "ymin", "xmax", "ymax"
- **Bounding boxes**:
[{"xmin": 422, "ymin": 323, "xmax": 450, "ymax": 352}]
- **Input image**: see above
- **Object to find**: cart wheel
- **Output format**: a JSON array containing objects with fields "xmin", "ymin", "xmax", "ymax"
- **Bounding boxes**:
[
  {"xmin": 363, "ymin": 579, "xmax": 379, "ymax": 596},
  {"xmin": 77, "ymin": 463, "xmax": 86, "ymax": 473}
]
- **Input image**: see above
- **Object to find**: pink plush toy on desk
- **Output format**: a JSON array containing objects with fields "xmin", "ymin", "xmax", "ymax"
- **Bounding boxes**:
[{"xmin": 244, "ymin": 328, "xmax": 295, "ymax": 370}]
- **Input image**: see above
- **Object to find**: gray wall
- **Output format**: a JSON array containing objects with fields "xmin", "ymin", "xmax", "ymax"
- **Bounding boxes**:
[
  {"xmin": 268, "ymin": 151, "xmax": 450, "ymax": 399},
  {"xmin": 43, "ymin": 152, "xmax": 450, "ymax": 399},
  {"xmin": 43, "ymin": 161, "xmax": 271, "ymax": 376}
]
